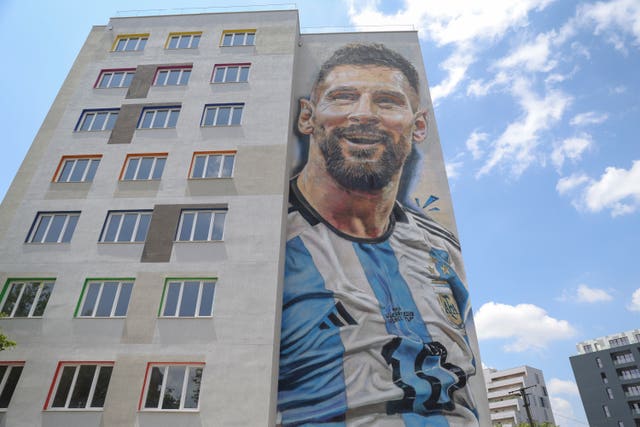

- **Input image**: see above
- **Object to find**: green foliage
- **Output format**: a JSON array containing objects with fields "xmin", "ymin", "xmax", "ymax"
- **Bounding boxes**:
[{"xmin": 0, "ymin": 331, "xmax": 16, "ymax": 351}]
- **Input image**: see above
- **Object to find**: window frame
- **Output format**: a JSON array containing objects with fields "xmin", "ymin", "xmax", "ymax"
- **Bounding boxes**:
[
  {"xmin": 0, "ymin": 362, "xmax": 25, "ymax": 411},
  {"xmin": 220, "ymin": 30, "xmax": 256, "ymax": 47},
  {"xmin": 137, "ymin": 106, "xmax": 181, "ymax": 129},
  {"xmin": 119, "ymin": 153, "xmax": 167, "ymax": 181},
  {"xmin": 200, "ymin": 103, "xmax": 244, "ymax": 127},
  {"xmin": 0, "ymin": 278, "xmax": 55, "ymax": 318},
  {"xmin": 99, "ymin": 210, "xmax": 153, "ymax": 243},
  {"xmin": 94, "ymin": 68, "xmax": 136, "ymax": 88},
  {"xmin": 52, "ymin": 155, "xmax": 102, "ymax": 183},
  {"xmin": 75, "ymin": 278, "xmax": 134, "ymax": 318},
  {"xmin": 189, "ymin": 151, "xmax": 236, "ymax": 179},
  {"xmin": 26, "ymin": 211, "xmax": 80, "ymax": 244},
  {"xmin": 75, "ymin": 109, "xmax": 119, "ymax": 132},
  {"xmin": 159, "ymin": 278, "xmax": 217, "ymax": 318},
  {"xmin": 165, "ymin": 32, "xmax": 202, "ymax": 49},
  {"xmin": 44, "ymin": 361, "xmax": 114, "ymax": 411},
  {"xmin": 175, "ymin": 209, "xmax": 227, "ymax": 242},
  {"xmin": 211, "ymin": 63, "xmax": 250, "ymax": 83},
  {"xmin": 139, "ymin": 362, "xmax": 204, "ymax": 411},
  {"xmin": 112, "ymin": 34, "xmax": 149, "ymax": 52},
  {"xmin": 153, "ymin": 65, "xmax": 192, "ymax": 87}
]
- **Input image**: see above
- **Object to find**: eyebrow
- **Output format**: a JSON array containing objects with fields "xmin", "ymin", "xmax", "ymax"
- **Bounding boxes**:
[
  {"xmin": 324, "ymin": 87, "xmax": 408, "ymax": 101},
  {"xmin": 324, "ymin": 86, "xmax": 358, "ymax": 98}
]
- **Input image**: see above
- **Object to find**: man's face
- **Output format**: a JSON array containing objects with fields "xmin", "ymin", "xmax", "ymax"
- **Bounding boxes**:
[{"xmin": 304, "ymin": 64, "xmax": 424, "ymax": 191}]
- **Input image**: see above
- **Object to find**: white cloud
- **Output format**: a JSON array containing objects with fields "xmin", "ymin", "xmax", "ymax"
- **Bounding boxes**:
[
  {"xmin": 475, "ymin": 302, "xmax": 576, "ymax": 352},
  {"xmin": 496, "ymin": 32, "xmax": 557, "ymax": 72},
  {"xmin": 556, "ymin": 173, "xmax": 589, "ymax": 195},
  {"xmin": 477, "ymin": 78, "xmax": 571, "ymax": 177},
  {"xmin": 445, "ymin": 160, "xmax": 464, "ymax": 179},
  {"xmin": 628, "ymin": 288, "xmax": 640, "ymax": 311},
  {"xmin": 548, "ymin": 378, "xmax": 579, "ymax": 396},
  {"xmin": 465, "ymin": 131, "xmax": 489, "ymax": 159},
  {"xmin": 551, "ymin": 135, "xmax": 593, "ymax": 169},
  {"xmin": 611, "ymin": 85, "xmax": 627, "ymax": 94},
  {"xmin": 346, "ymin": 0, "xmax": 555, "ymax": 101},
  {"xmin": 576, "ymin": 284, "xmax": 613, "ymax": 303},
  {"xmin": 557, "ymin": 161, "xmax": 640, "ymax": 216},
  {"xmin": 578, "ymin": 0, "xmax": 640, "ymax": 52},
  {"xmin": 570, "ymin": 111, "xmax": 609, "ymax": 126},
  {"xmin": 550, "ymin": 397, "xmax": 576, "ymax": 424}
]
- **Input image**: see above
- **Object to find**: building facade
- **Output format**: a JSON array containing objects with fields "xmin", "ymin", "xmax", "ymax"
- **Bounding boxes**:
[
  {"xmin": 571, "ymin": 329, "xmax": 640, "ymax": 427},
  {"xmin": 0, "ymin": 9, "xmax": 489, "ymax": 426},
  {"xmin": 484, "ymin": 366, "xmax": 556, "ymax": 426}
]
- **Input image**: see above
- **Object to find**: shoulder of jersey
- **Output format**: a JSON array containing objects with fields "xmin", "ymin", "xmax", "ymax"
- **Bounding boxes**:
[{"xmin": 401, "ymin": 205, "xmax": 461, "ymax": 252}]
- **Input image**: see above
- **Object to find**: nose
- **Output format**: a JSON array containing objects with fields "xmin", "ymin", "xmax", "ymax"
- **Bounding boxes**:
[{"xmin": 348, "ymin": 94, "xmax": 379, "ymax": 125}]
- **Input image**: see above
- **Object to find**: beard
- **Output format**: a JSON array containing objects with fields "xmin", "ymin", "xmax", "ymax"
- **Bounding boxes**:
[{"xmin": 316, "ymin": 123, "xmax": 411, "ymax": 191}]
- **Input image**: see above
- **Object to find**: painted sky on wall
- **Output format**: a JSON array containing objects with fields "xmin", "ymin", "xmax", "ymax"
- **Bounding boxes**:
[{"xmin": 1, "ymin": 1, "xmax": 639, "ymax": 425}]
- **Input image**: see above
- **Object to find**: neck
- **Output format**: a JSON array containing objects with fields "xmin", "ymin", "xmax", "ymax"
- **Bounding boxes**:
[{"xmin": 297, "ymin": 160, "xmax": 400, "ymax": 239}]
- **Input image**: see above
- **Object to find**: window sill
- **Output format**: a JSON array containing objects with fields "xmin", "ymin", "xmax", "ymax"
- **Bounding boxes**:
[{"xmin": 188, "ymin": 177, "xmax": 233, "ymax": 180}]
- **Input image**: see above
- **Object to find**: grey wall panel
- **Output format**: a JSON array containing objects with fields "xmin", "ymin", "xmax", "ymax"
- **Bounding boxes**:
[
  {"xmin": 107, "ymin": 103, "xmax": 143, "ymax": 145},
  {"xmin": 126, "ymin": 64, "xmax": 156, "ymax": 99}
]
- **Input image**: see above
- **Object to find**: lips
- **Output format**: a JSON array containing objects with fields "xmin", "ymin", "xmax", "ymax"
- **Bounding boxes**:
[
  {"xmin": 337, "ymin": 125, "xmax": 390, "ymax": 146},
  {"xmin": 342, "ymin": 133, "xmax": 385, "ymax": 145}
]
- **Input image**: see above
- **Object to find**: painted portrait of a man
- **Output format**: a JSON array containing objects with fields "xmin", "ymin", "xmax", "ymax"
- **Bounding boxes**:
[{"xmin": 278, "ymin": 43, "xmax": 484, "ymax": 426}]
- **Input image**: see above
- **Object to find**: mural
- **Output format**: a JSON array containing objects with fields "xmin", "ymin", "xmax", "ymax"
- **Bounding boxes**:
[{"xmin": 279, "ymin": 43, "xmax": 486, "ymax": 426}]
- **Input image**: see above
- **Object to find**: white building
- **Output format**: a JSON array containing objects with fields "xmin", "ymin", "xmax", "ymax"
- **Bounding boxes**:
[{"xmin": 484, "ymin": 366, "xmax": 556, "ymax": 426}]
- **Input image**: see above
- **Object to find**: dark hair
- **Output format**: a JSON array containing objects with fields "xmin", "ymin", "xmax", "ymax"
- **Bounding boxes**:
[{"xmin": 312, "ymin": 43, "xmax": 420, "ymax": 99}]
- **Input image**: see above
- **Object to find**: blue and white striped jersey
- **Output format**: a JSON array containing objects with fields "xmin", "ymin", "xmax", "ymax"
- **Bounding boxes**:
[{"xmin": 278, "ymin": 180, "xmax": 481, "ymax": 426}]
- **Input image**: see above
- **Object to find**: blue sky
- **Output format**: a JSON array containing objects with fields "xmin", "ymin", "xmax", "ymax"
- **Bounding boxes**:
[{"xmin": 2, "ymin": 1, "xmax": 640, "ymax": 425}]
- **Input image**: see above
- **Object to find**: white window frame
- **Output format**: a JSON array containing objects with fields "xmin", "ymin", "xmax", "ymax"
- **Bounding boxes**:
[
  {"xmin": 141, "ymin": 363, "xmax": 204, "ymax": 411},
  {"xmin": 96, "ymin": 69, "xmax": 135, "ymax": 88},
  {"xmin": 113, "ymin": 35, "xmax": 148, "ymax": 52},
  {"xmin": 154, "ymin": 67, "xmax": 192, "ymax": 86},
  {"xmin": 176, "ymin": 210, "xmax": 227, "ymax": 242},
  {"xmin": 190, "ymin": 152, "xmax": 235, "ymax": 179},
  {"xmin": 121, "ymin": 154, "xmax": 167, "ymax": 181},
  {"xmin": 55, "ymin": 156, "xmax": 101, "ymax": 183},
  {"xmin": 47, "ymin": 363, "xmax": 114, "ymax": 410},
  {"xmin": 0, "ymin": 279, "xmax": 55, "ymax": 318},
  {"xmin": 221, "ymin": 31, "xmax": 255, "ymax": 46},
  {"xmin": 201, "ymin": 104, "xmax": 243, "ymax": 127},
  {"xmin": 0, "ymin": 363, "xmax": 24, "ymax": 410},
  {"xmin": 77, "ymin": 280, "xmax": 133, "ymax": 318},
  {"xmin": 167, "ymin": 33, "xmax": 201, "ymax": 49},
  {"xmin": 211, "ymin": 64, "xmax": 250, "ymax": 83},
  {"xmin": 27, "ymin": 212, "xmax": 80, "ymax": 244},
  {"xmin": 76, "ymin": 109, "xmax": 119, "ymax": 132},
  {"xmin": 100, "ymin": 210, "xmax": 152, "ymax": 243},
  {"xmin": 160, "ymin": 279, "xmax": 216, "ymax": 318},
  {"xmin": 138, "ymin": 107, "xmax": 180, "ymax": 129}
]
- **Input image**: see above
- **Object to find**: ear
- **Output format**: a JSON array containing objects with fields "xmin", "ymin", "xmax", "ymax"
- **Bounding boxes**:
[
  {"xmin": 412, "ymin": 110, "xmax": 428, "ymax": 143},
  {"xmin": 298, "ymin": 98, "xmax": 315, "ymax": 135}
]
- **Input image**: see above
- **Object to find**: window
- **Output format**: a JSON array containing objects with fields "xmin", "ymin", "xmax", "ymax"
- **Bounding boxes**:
[
  {"xmin": 95, "ymin": 69, "xmax": 135, "ymax": 88},
  {"xmin": 0, "ymin": 279, "xmax": 55, "ymax": 318},
  {"xmin": 596, "ymin": 357, "xmax": 603, "ymax": 368},
  {"xmin": 540, "ymin": 396, "xmax": 546, "ymax": 407},
  {"xmin": 76, "ymin": 279, "xmax": 133, "ymax": 318},
  {"xmin": 613, "ymin": 351, "xmax": 635, "ymax": 364},
  {"xmin": 610, "ymin": 336, "xmax": 630, "ymax": 347},
  {"xmin": 100, "ymin": 211, "xmax": 152, "ymax": 243},
  {"xmin": 46, "ymin": 363, "xmax": 113, "ymax": 410},
  {"xmin": 0, "ymin": 363, "xmax": 24, "ymax": 410},
  {"xmin": 120, "ymin": 153, "xmax": 166, "ymax": 181},
  {"xmin": 138, "ymin": 107, "xmax": 180, "ymax": 129},
  {"xmin": 113, "ymin": 34, "xmax": 148, "ymax": 52},
  {"xmin": 583, "ymin": 344, "xmax": 593, "ymax": 353},
  {"xmin": 166, "ymin": 32, "xmax": 201, "ymax": 49},
  {"xmin": 154, "ymin": 66, "xmax": 192, "ymax": 86},
  {"xmin": 176, "ymin": 210, "xmax": 226, "ymax": 242},
  {"xmin": 624, "ymin": 384, "xmax": 640, "ymax": 397},
  {"xmin": 619, "ymin": 367, "xmax": 640, "ymax": 380},
  {"xmin": 160, "ymin": 279, "xmax": 216, "ymax": 318},
  {"xmin": 635, "ymin": 333, "xmax": 640, "ymax": 343},
  {"xmin": 618, "ymin": 422, "xmax": 625, "ymax": 427},
  {"xmin": 607, "ymin": 387, "xmax": 614, "ymax": 399},
  {"xmin": 27, "ymin": 212, "xmax": 79, "ymax": 243},
  {"xmin": 601, "ymin": 372, "xmax": 608, "ymax": 384},
  {"xmin": 211, "ymin": 64, "xmax": 250, "ymax": 83},
  {"xmin": 631, "ymin": 401, "xmax": 640, "ymax": 414},
  {"xmin": 189, "ymin": 152, "xmax": 235, "ymax": 179},
  {"xmin": 603, "ymin": 405, "xmax": 611, "ymax": 417},
  {"xmin": 76, "ymin": 109, "xmax": 119, "ymax": 131},
  {"xmin": 201, "ymin": 104, "xmax": 243, "ymax": 127},
  {"xmin": 141, "ymin": 363, "xmax": 203, "ymax": 410},
  {"xmin": 53, "ymin": 155, "xmax": 101, "ymax": 183},
  {"xmin": 221, "ymin": 30, "xmax": 255, "ymax": 46}
]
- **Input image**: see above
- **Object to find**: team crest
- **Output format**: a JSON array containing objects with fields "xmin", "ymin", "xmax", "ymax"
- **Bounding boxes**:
[{"xmin": 437, "ymin": 293, "xmax": 463, "ymax": 327}]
